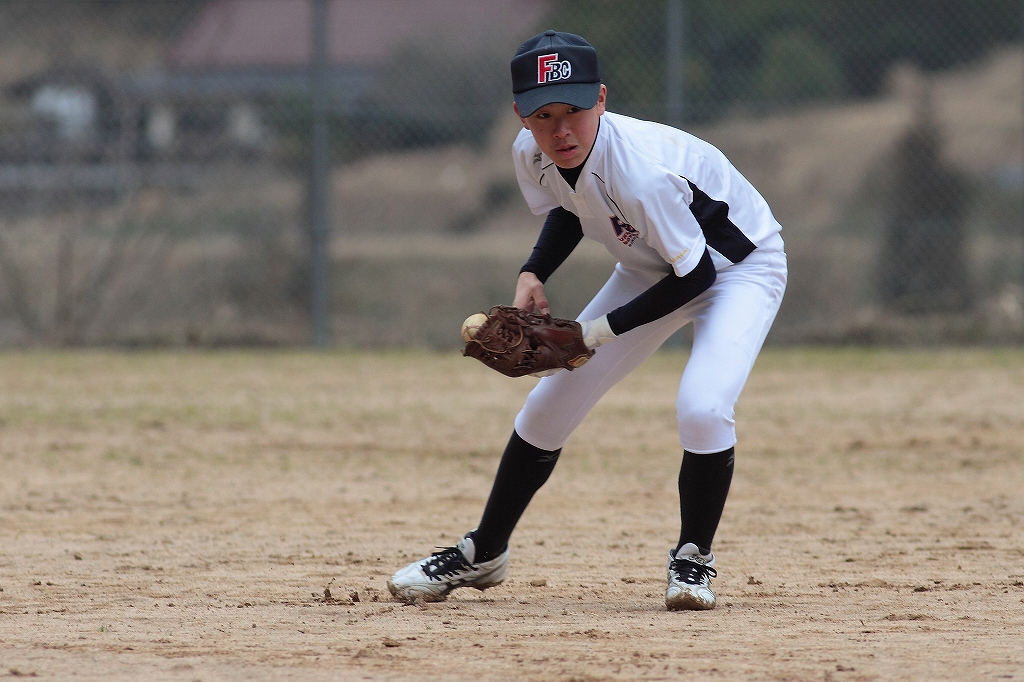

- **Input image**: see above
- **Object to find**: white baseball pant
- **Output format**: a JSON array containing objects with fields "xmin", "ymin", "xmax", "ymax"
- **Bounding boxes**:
[{"xmin": 514, "ymin": 249, "xmax": 787, "ymax": 453}]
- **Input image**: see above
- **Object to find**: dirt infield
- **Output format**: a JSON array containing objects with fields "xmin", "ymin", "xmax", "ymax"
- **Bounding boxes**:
[{"xmin": 0, "ymin": 349, "xmax": 1022, "ymax": 681}]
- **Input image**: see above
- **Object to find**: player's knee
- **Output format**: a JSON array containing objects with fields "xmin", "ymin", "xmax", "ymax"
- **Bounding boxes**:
[{"xmin": 676, "ymin": 400, "xmax": 734, "ymax": 447}]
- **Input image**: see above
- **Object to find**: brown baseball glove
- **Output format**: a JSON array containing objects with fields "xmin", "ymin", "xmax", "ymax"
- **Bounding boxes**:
[{"xmin": 462, "ymin": 305, "xmax": 594, "ymax": 378}]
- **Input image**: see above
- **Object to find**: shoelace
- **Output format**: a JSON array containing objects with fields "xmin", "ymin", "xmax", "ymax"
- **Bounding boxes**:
[
  {"xmin": 423, "ymin": 546, "xmax": 473, "ymax": 581},
  {"xmin": 670, "ymin": 557, "xmax": 718, "ymax": 586}
]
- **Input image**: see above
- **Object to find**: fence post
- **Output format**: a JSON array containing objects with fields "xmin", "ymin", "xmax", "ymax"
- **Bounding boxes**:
[{"xmin": 309, "ymin": 0, "xmax": 331, "ymax": 348}]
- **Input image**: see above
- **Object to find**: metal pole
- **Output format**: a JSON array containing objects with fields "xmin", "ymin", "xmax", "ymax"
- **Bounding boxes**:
[
  {"xmin": 665, "ymin": 0, "xmax": 684, "ymax": 127},
  {"xmin": 309, "ymin": 0, "xmax": 331, "ymax": 347}
]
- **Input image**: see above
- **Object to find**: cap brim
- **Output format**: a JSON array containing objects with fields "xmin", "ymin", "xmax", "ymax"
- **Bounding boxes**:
[{"xmin": 513, "ymin": 81, "xmax": 601, "ymax": 117}]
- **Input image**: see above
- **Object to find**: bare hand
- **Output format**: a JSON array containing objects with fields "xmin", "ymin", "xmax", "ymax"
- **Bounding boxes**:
[{"xmin": 513, "ymin": 272, "xmax": 550, "ymax": 315}]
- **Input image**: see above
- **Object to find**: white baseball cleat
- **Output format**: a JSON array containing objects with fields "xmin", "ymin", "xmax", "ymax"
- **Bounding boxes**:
[
  {"xmin": 665, "ymin": 543, "xmax": 718, "ymax": 611},
  {"xmin": 387, "ymin": 534, "xmax": 509, "ymax": 604}
]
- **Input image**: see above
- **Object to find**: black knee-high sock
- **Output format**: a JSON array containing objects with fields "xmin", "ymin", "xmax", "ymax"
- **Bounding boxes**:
[
  {"xmin": 472, "ymin": 430, "xmax": 560, "ymax": 562},
  {"xmin": 676, "ymin": 447, "xmax": 735, "ymax": 555}
]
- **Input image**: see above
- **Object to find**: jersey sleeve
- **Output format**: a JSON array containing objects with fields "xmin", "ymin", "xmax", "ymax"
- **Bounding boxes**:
[
  {"xmin": 512, "ymin": 131, "xmax": 561, "ymax": 216},
  {"xmin": 623, "ymin": 171, "xmax": 708, "ymax": 278}
]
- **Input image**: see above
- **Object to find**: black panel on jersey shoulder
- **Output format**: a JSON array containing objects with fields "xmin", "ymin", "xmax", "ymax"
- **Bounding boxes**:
[{"xmin": 684, "ymin": 180, "xmax": 757, "ymax": 263}]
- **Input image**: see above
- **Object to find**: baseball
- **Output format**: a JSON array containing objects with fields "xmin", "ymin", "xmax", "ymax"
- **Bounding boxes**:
[{"xmin": 461, "ymin": 313, "xmax": 488, "ymax": 342}]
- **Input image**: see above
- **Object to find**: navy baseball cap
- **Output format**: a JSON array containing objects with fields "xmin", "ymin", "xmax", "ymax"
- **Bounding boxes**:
[{"xmin": 511, "ymin": 30, "xmax": 601, "ymax": 117}]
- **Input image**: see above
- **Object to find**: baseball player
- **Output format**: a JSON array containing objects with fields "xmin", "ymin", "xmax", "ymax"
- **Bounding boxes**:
[{"xmin": 389, "ymin": 30, "xmax": 786, "ymax": 610}]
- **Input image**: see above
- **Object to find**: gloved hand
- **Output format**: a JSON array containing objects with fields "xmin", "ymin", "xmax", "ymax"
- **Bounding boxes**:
[
  {"xmin": 462, "ymin": 305, "xmax": 594, "ymax": 378},
  {"xmin": 529, "ymin": 314, "xmax": 616, "ymax": 377}
]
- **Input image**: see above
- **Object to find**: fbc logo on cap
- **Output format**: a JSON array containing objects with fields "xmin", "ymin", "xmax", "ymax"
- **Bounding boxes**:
[{"xmin": 537, "ymin": 53, "xmax": 572, "ymax": 84}]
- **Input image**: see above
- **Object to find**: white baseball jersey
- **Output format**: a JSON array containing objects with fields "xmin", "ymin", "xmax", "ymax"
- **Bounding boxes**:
[{"xmin": 513, "ymin": 111, "xmax": 784, "ymax": 277}]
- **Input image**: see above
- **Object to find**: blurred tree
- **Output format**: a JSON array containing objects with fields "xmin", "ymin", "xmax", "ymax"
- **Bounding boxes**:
[
  {"xmin": 266, "ymin": 27, "xmax": 517, "ymax": 163},
  {"xmin": 541, "ymin": 0, "xmax": 668, "ymax": 119},
  {"xmin": 545, "ymin": 0, "xmax": 1022, "ymax": 122},
  {"xmin": 0, "ymin": 198, "xmax": 172, "ymax": 346},
  {"xmin": 823, "ymin": 0, "xmax": 1022, "ymax": 96},
  {"xmin": 751, "ymin": 29, "xmax": 844, "ymax": 106},
  {"xmin": 878, "ymin": 92, "xmax": 975, "ymax": 314},
  {"xmin": 358, "ymin": 29, "xmax": 515, "ymax": 151}
]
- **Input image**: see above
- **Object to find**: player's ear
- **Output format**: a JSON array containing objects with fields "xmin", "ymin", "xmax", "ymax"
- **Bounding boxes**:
[
  {"xmin": 595, "ymin": 84, "xmax": 607, "ymax": 113},
  {"xmin": 512, "ymin": 102, "xmax": 529, "ymax": 128}
]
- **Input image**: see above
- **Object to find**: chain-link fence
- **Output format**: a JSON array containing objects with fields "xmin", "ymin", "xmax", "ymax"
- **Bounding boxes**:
[{"xmin": 0, "ymin": 0, "xmax": 1021, "ymax": 347}]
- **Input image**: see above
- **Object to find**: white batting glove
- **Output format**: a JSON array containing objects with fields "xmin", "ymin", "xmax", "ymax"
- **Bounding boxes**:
[{"xmin": 580, "ymin": 314, "xmax": 617, "ymax": 350}]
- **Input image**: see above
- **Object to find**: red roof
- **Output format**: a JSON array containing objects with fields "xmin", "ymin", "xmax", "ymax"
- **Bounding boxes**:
[{"xmin": 170, "ymin": 0, "xmax": 552, "ymax": 68}]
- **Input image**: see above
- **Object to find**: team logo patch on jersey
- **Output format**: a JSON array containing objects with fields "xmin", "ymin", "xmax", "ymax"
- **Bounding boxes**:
[
  {"xmin": 610, "ymin": 216, "xmax": 639, "ymax": 247},
  {"xmin": 537, "ymin": 53, "xmax": 572, "ymax": 84}
]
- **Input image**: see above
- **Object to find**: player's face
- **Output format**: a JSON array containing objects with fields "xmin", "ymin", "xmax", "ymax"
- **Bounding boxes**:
[{"xmin": 515, "ymin": 85, "xmax": 607, "ymax": 169}]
